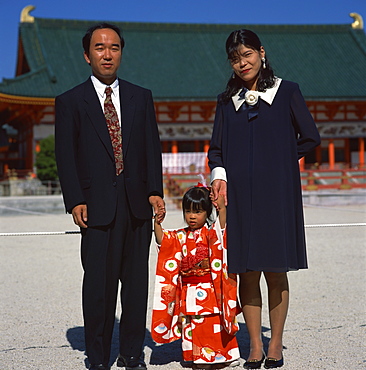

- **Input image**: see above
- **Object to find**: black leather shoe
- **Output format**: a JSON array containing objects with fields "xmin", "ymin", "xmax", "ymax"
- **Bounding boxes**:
[
  {"xmin": 264, "ymin": 357, "xmax": 284, "ymax": 369},
  {"xmin": 244, "ymin": 354, "xmax": 265, "ymax": 369},
  {"xmin": 89, "ymin": 365, "xmax": 110, "ymax": 370},
  {"xmin": 117, "ymin": 354, "xmax": 147, "ymax": 369}
]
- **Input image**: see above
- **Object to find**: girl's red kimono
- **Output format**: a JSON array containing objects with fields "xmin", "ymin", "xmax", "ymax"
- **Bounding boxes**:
[{"xmin": 151, "ymin": 219, "xmax": 240, "ymax": 365}]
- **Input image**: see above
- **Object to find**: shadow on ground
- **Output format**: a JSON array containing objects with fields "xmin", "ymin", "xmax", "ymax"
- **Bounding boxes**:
[{"xmin": 66, "ymin": 321, "xmax": 273, "ymax": 367}]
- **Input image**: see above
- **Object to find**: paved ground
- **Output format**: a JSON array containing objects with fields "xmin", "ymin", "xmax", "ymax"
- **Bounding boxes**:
[{"xmin": 0, "ymin": 200, "xmax": 365, "ymax": 369}]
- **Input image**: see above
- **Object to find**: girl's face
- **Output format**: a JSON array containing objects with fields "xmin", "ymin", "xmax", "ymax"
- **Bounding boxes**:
[
  {"xmin": 184, "ymin": 208, "xmax": 207, "ymax": 230},
  {"xmin": 230, "ymin": 43, "xmax": 265, "ymax": 90}
]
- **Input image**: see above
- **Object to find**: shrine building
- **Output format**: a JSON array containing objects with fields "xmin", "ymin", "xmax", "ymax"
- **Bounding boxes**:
[{"xmin": 0, "ymin": 6, "xmax": 365, "ymax": 178}]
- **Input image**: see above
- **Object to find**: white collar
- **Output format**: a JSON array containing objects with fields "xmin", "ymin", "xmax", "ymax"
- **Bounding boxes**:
[
  {"xmin": 232, "ymin": 77, "xmax": 282, "ymax": 111},
  {"xmin": 90, "ymin": 76, "xmax": 119, "ymax": 98}
]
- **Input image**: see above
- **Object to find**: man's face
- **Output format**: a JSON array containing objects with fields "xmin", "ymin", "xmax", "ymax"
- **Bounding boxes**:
[{"xmin": 84, "ymin": 28, "xmax": 122, "ymax": 85}]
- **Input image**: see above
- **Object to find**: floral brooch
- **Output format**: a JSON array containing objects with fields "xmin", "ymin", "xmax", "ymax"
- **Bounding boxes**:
[{"xmin": 244, "ymin": 90, "xmax": 259, "ymax": 106}]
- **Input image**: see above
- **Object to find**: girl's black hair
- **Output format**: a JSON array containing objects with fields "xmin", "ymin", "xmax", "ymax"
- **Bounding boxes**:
[
  {"xmin": 182, "ymin": 187, "xmax": 215, "ymax": 224},
  {"xmin": 220, "ymin": 29, "xmax": 275, "ymax": 104}
]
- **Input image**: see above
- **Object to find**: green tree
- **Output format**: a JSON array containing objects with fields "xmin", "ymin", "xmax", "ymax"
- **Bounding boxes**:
[{"xmin": 34, "ymin": 135, "xmax": 58, "ymax": 181}]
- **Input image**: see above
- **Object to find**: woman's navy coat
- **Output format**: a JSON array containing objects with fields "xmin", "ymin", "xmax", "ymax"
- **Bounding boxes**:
[{"xmin": 208, "ymin": 80, "xmax": 321, "ymax": 273}]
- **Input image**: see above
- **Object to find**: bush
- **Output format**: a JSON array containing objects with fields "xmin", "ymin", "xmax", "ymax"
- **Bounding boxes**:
[{"xmin": 34, "ymin": 135, "xmax": 58, "ymax": 181}]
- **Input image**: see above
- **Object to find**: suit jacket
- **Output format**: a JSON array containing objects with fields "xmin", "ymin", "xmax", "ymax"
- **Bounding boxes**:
[{"xmin": 55, "ymin": 77, "xmax": 163, "ymax": 227}]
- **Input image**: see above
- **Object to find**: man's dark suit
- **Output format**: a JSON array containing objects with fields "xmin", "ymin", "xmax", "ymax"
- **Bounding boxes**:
[{"xmin": 55, "ymin": 77, "xmax": 163, "ymax": 366}]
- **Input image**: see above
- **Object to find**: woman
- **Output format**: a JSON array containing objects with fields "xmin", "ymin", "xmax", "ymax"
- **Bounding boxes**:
[{"xmin": 208, "ymin": 29, "xmax": 320, "ymax": 369}]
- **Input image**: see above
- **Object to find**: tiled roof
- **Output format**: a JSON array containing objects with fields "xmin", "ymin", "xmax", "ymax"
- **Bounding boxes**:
[{"xmin": 0, "ymin": 17, "xmax": 365, "ymax": 100}]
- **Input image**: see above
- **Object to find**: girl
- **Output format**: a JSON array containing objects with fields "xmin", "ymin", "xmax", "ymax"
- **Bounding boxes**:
[{"xmin": 151, "ymin": 186, "xmax": 240, "ymax": 370}]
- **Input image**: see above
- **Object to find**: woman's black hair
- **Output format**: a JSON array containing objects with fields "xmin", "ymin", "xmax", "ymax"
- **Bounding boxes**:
[
  {"xmin": 82, "ymin": 23, "xmax": 125, "ymax": 55},
  {"xmin": 220, "ymin": 29, "xmax": 275, "ymax": 103},
  {"xmin": 182, "ymin": 187, "xmax": 215, "ymax": 225}
]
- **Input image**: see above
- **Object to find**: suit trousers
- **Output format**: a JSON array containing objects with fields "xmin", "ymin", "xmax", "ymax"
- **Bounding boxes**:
[{"xmin": 80, "ymin": 173, "xmax": 152, "ymax": 365}]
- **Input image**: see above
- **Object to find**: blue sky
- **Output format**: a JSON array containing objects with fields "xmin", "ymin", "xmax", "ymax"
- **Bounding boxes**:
[{"xmin": 1, "ymin": 0, "xmax": 365, "ymax": 80}]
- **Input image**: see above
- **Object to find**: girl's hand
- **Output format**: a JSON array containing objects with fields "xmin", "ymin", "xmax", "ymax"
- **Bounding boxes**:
[
  {"xmin": 216, "ymin": 194, "xmax": 226, "ymax": 210},
  {"xmin": 154, "ymin": 213, "xmax": 162, "ymax": 225},
  {"xmin": 216, "ymin": 194, "xmax": 227, "ymax": 228},
  {"xmin": 149, "ymin": 195, "xmax": 166, "ymax": 224},
  {"xmin": 153, "ymin": 214, "xmax": 163, "ymax": 245}
]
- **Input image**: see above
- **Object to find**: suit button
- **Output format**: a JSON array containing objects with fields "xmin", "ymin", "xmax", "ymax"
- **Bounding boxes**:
[{"xmin": 112, "ymin": 182, "xmax": 117, "ymax": 187}]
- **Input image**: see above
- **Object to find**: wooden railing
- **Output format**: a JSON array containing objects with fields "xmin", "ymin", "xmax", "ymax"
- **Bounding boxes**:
[
  {"xmin": 301, "ymin": 169, "xmax": 366, "ymax": 190},
  {"xmin": 1, "ymin": 169, "xmax": 365, "ymax": 198},
  {"xmin": 164, "ymin": 170, "xmax": 366, "ymax": 200}
]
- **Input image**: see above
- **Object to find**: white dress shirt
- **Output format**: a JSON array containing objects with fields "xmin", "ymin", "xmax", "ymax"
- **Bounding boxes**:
[{"xmin": 90, "ymin": 75, "xmax": 122, "ymax": 124}]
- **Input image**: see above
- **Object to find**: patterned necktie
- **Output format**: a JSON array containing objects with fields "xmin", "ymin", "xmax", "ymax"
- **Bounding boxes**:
[{"xmin": 104, "ymin": 86, "xmax": 123, "ymax": 175}]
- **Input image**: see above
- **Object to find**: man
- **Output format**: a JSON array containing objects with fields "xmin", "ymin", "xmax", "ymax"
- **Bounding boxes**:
[{"xmin": 55, "ymin": 23, "xmax": 165, "ymax": 370}]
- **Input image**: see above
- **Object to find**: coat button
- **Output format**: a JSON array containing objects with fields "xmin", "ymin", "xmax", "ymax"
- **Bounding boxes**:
[{"xmin": 112, "ymin": 181, "xmax": 117, "ymax": 187}]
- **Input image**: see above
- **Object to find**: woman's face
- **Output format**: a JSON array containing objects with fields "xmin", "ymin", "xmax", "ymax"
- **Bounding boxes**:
[{"xmin": 230, "ymin": 44, "xmax": 265, "ymax": 90}]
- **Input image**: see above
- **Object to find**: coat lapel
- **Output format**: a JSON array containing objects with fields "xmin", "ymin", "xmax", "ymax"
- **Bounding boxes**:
[
  {"xmin": 82, "ymin": 79, "xmax": 114, "ymax": 160},
  {"xmin": 119, "ymin": 79, "xmax": 135, "ymax": 157}
]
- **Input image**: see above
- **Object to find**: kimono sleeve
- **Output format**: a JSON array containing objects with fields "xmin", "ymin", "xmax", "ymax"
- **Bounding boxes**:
[
  {"xmin": 151, "ymin": 230, "xmax": 183, "ymax": 344},
  {"xmin": 210, "ymin": 220, "xmax": 240, "ymax": 336}
]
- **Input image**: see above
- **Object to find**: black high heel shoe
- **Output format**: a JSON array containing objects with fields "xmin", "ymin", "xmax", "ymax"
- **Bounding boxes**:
[
  {"xmin": 264, "ymin": 356, "xmax": 284, "ymax": 369},
  {"xmin": 243, "ymin": 354, "xmax": 265, "ymax": 369}
]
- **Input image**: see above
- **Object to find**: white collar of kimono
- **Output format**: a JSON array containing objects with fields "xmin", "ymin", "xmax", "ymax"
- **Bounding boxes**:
[{"xmin": 232, "ymin": 77, "xmax": 282, "ymax": 111}]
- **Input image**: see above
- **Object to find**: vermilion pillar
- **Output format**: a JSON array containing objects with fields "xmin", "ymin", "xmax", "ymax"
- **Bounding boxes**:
[
  {"xmin": 359, "ymin": 137, "xmax": 365, "ymax": 168},
  {"xmin": 203, "ymin": 140, "xmax": 210, "ymax": 153},
  {"xmin": 203, "ymin": 140, "xmax": 210, "ymax": 173},
  {"xmin": 299, "ymin": 157, "xmax": 305, "ymax": 171},
  {"xmin": 328, "ymin": 139, "xmax": 335, "ymax": 170},
  {"xmin": 171, "ymin": 140, "xmax": 178, "ymax": 153}
]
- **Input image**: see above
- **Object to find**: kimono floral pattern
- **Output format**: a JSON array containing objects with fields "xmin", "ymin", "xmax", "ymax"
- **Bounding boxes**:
[{"xmin": 151, "ymin": 220, "xmax": 240, "ymax": 364}]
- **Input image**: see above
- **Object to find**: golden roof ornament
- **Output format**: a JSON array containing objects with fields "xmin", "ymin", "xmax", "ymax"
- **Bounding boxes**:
[
  {"xmin": 21, "ymin": 5, "xmax": 35, "ymax": 23},
  {"xmin": 350, "ymin": 12, "xmax": 364, "ymax": 30}
]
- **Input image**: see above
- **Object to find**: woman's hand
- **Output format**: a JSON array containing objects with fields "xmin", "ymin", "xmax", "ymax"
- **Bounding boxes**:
[{"xmin": 210, "ymin": 179, "xmax": 227, "ymax": 206}]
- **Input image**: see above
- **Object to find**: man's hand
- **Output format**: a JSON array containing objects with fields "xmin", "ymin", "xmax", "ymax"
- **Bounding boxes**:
[
  {"xmin": 210, "ymin": 179, "xmax": 227, "ymax": 206},
  {"xmin": 149, "ymin": 196, "xmax": 166, "ymax": 224},
  {"xmin": 72, "ymin": 204, "xmax": 88, "ymax": 228}
]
